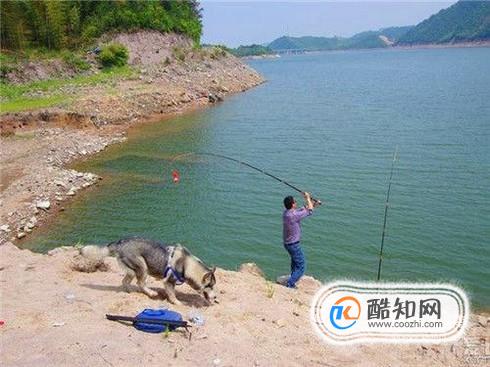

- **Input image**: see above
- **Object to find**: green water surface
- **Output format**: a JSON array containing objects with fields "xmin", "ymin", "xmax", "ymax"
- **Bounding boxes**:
[{"xmin": 24, "ymin": 47, "xmax": 490, "ymax": 308}]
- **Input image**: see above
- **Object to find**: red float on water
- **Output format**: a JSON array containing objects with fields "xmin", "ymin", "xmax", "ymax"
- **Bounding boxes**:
[{"xmin": 172, "ymin": 169, "xmax": 180, "ymax": 183}]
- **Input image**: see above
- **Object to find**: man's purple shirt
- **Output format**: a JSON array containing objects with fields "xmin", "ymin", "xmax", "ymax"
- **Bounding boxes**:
[{"xmin": 283, "ymin": 207, "xmax": 313, "ymax": 245}]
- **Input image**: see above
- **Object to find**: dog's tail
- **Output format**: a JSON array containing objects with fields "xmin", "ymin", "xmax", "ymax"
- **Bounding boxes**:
[{"xmin": 80, "ymin": 243, "xmax": 115, "ymax": 261}]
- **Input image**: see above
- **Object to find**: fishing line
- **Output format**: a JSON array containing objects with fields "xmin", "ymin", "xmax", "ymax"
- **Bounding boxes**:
[
  {"xmin": 376, "ymin": 147, "xmax": 398, "ymax": 281},
  {"xmin": 169, "ymin": 151, "xmax": 323, "ymax": 205}
]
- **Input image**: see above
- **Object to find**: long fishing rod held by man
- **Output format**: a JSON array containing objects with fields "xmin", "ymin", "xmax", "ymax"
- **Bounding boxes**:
[{"xmin": 170, "ymin": 151, "xmax": 323, "ymax": 205}]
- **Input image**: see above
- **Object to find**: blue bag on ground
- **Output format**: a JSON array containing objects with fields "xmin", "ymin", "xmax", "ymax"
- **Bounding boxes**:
[{"xmin": 133, "ymin": 309, "xmax": 183, "ymax": 333}]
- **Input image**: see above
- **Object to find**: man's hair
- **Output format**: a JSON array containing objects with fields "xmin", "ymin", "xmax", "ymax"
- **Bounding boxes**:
[{"xmin": 284, "ymin": 196, "xmax": 295, "ymax": 209}]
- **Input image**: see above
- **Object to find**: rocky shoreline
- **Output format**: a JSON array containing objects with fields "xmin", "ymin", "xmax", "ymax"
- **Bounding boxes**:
[
  {"xmin": 0, "ymin": 31, "xmax": 264, "ymax": 246},
  {"xmin": 0, "ymin": 127, "xmax": 128, "ymax": 245}
]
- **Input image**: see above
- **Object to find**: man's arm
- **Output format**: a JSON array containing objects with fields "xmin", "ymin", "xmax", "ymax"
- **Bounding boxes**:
[{"xmin": 303, "ymin": 192, "xmax": 314, "ymax": 211}]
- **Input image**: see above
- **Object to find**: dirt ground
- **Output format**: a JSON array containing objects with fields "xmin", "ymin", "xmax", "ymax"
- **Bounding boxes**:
[{"xmin": 0, "ymin": 242, "xmax": 488, "ymax": 367}]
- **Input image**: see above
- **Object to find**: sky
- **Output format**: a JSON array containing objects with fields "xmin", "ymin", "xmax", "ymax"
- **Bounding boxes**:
[{"xmin": 201, "ymin": 1, "xmax": 455, "ymax": 47}]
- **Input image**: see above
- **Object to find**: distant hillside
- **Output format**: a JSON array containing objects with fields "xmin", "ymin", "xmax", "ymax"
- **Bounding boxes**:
[
  {"xmin": 397, "ymin": 1, "xmax": 490, "ymax": 45},
  {"xmin": 268, "ymin": 36, "xmax": 342, "ymax": 51},
  {"xmin": 380, "ymin": 26, "xmax": 415, "ymax": 41},
  {"xmin": 230, "ymin": 44, "xmax": 274, "ymax": 57},
  {"xmin": 268, "ymin": 36, "xmax": 299, "ymax": 50},
  {"xmin": 267, "ymin": 26, "xmax": 413, "ymax": 52},
  {"xmin": 234, "ymin": 1, "xmax": 490, "ymax": 55},
  {"xmin": 345, "ymin": 31, "xmax": 387, "ymax": 49}
]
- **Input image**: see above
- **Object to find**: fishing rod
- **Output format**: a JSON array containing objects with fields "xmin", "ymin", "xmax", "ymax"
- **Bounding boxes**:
[
  {"xmin": 376, "ymin": 147, "xmax": 398, "ymax": 281},
  {"xmin": 171, "ymin": 152, "xmax": 322, "ymax": 205}
]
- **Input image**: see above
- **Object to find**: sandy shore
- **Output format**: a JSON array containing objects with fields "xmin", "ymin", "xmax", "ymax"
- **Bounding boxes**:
[{"xmin": 0, "ymin": 242, "xmax": 488, "ymax": 366}]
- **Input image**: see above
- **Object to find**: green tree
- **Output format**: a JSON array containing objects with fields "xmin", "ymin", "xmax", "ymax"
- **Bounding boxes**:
[
  {"xmin": 0, "ymin": 0, "xmax": 204, "ymax": 51},
  {"xmin": 0, "ymin": 1, "xmax": 27, "ymax": 49}
]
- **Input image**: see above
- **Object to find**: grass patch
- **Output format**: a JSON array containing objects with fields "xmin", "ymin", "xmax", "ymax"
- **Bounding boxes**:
[
  {"xmin": 172, "ymin": 46, "xmax": 187, "ymax": 62},
  {"xmin": 0, "ymin": 66, "xmax": 135, "ymax": 113},
  {"xmin": 1, "ymin": 66, "xmax": 134, "ymax": 99},
  {"xmin": 1, "ymin": 49, "xmax": 90, "ymax": 77},
  {"xmin": 0, "ymin": 52, "xmax": 18, "ymax": 64},
  {"xmin": 210, "ymin": 46, "xmax": 227, "ymax": 60},
  {"xmin": 22, "ymin": 48, "xmax": 72, "ymax": 60},
  {"xmin": 61, "ymin": 51, "xmax": 91, "ymax": 72},
  {"xmin": 10, "ymin": 131, "xmax": 37, "ymax": 140},
  {"xmin": 1, "ymin": 95, "xmax": 69, "ymax": 113},
  {"xmin": 0, "ymin": 52, "xmax": 19, "ymax": 79},
  {"xmin": 13, "ymin": 48, "xmax": 86, "ymax": 62},
  {"xmin": 265, "ymin": 281, "xmax": 275, "ymax": 299}
]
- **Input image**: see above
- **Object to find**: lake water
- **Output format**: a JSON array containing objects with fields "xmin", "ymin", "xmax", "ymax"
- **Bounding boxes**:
[{"xmin": 24, "ymin": 47, "xmax": 490, "ymax": 309}]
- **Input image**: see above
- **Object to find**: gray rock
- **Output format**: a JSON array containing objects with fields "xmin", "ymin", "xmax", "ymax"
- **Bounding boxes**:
[
  {"xmin": 55, "ymin": 180, "xmax": 67, "ymax": 188},
  {"xmin": 275, "ymin": 319, "xmax": 286, "ymax": 328},
  {"xmin": 36, "ymin": 200, "xmax": 50, "ymax": 210},
  {"xmin": 17, "ymin": 232, "xmax": 26, "ymax": 239},
  {"xmin": 208, "ymin": 93, "xmax": 218, "ymax": 103}
]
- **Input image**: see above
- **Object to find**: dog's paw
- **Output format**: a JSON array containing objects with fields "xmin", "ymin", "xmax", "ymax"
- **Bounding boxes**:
[
  {"xmin": 148, "ymin": 290, "xmax": 159, "ymax": 298},
  {"xmin": 143, "ymin": 288, "xmax": 158, "ymax": 298}
]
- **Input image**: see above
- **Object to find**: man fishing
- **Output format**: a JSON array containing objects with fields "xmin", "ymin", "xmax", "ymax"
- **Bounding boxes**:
[
  {"xmin": 169, "ymin": 152, "xmax": 322, "ymax": 288},
  {"xmin": 283, "ymin": 192, "xmax": 316, "ymax": 288}
]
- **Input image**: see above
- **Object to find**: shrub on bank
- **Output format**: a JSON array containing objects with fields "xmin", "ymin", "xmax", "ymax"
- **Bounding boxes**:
[
  {"xmin": 172, "ymin": 46, "xmax": 186, "ymax": 62},
  {"xmin": 97, "ymin": 43, "xmax": 129, "ymax": 68},
  {"xmin": 210, "ymin": 46, "xmax": 227, "ymax": 59},
  {"xmin": 61, "ymin": 51, "xmax": 91, "ymax": 72}
]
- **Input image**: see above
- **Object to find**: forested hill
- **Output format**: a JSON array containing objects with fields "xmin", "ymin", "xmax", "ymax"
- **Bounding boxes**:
[
  {"xmin": 267, "ymin": 26, "xmax": 413, "ymax": 52},
  {"xmin": 262, "ymin": 1, "xmax": 490, "ymax": 53},
  {"xmin": 268, "ymin": 36, "xmax": 342, "ymax": 51},
  {"xmin": 0, "ymin": 0, "xmax": 202, "ymax": 50},
  {"xmin": 396, "ymin": 1, "xmax": 490, "ymax": 45}
]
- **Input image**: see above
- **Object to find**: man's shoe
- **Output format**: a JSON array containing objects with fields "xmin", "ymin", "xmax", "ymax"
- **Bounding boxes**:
[{"xmin": 276, "ymin": 275, "xmax": 289, "ymax": 286}]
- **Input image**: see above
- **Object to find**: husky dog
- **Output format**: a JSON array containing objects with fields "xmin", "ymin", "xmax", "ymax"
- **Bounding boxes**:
[{"xmin": 81, "ymin": 237, "xmax": 217, "ymax": 305}]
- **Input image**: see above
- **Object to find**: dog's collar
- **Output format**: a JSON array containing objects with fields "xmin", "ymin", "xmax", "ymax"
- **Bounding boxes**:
[{"xmin": 164, "ymin": 266, "xmax": 185, "ymax": 285}]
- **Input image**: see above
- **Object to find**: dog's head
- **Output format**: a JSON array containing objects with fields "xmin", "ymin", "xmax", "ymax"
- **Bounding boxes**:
[{"xmin": 202, "ymin": 267, "xmax": 217, "ymax": 304}]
